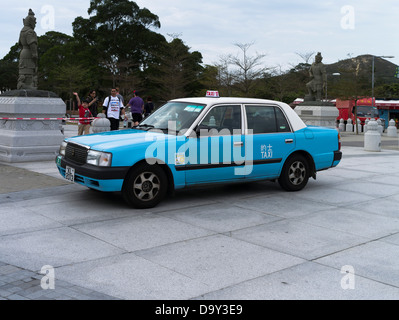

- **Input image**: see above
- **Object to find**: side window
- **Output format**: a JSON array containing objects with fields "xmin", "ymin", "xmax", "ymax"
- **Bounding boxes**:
[
  {"xmin": 200, "ymin": 105, "xmax": 241, "ymax": 135},
  {"xmin": 246, "ymin": 105, "xmax": 277, "ymax": 134},
  {"xmin": 275, "ymin": 107, "xmax": 291, "ymax": 132},
  {"xmin": 246, "ymin": 105, "xmax": 291, "ymax": 134}
]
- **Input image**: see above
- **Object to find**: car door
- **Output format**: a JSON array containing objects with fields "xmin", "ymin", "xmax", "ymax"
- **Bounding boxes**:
[
  {"xmin": 244, "ymin": 104, "xmax": 295, "ymax": 179},
  {"xmin": 184, "ymin": 104, "xmax": 247, "ymax": 185}
]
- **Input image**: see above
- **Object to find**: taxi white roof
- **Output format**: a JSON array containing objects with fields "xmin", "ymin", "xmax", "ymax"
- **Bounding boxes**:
[{"xmin": 171, "ymin": 97, "xmax": 307, "ymax": 132}]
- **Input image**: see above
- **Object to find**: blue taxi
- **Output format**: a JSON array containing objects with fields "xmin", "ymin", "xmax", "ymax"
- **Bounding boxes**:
[{"xmin": 56, "ymin": 92, "xmax": 342, "ymax": 208}]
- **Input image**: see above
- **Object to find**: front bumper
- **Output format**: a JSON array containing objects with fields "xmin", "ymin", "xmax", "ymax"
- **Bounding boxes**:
[{"xmin": 56, "ymin": 156, "xmax": 130, "ymax": 192}]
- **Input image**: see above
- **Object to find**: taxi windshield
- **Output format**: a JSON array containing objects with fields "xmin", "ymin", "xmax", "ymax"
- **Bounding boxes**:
[{"xmin": 137, "ymin": 102, "xmax": 206, "ymax": 133}]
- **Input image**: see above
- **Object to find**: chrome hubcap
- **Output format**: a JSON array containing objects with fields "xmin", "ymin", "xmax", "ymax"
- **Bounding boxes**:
[
  {"xmin": 288, "ymin": 161, "xmax": 306, "ymax": 185},
  {"xmin": 133, "ymin": 172, "xmax": 160, "ymax": 201}
]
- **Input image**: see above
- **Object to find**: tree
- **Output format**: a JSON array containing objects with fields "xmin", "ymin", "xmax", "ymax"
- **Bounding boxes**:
[
  {"xmin": 0, "ymin": 31, "xmax": 102, "ymax": 96},
  {"xmin": 214, "ymin": 55, "xmax": 235, "ymax": 96},
  {"xmin": 145, "ymin": 36, "xmax": 203, "ymax": 100},
  {"xmin": 200, "ymin": 64, "xmax": 230, "ymax": 97},
  {"xmin": 375, "ymin": 83, "xmax": 399, "ymax": 99},
  {"xmin": 53, "ymin": 64, "xmax": 92, "ymax": 98},
  {"xmin": 0, "ymin": 43, "xmax": 19, "ymax": 91},
  {"xmin": 72, "ymin": 0, "xmax": 166, "ymax": 93},
  {"xmin": 37, "ymin": 32, "xmax": 104, "ymax": 98},
  {"xmin": 229, "ymin": 42, "xmax": 268, "ymax": 96},
  {"xmin": 295, "ymin": 51, "xmax": 315, "ymax": 64},
  {"xmin": 38, "ymin": 32, "xmax": 75, "ymax": 93},
  {"xmin": 267, "ymin": 65, "xmax": 293, "ymax": 102}
]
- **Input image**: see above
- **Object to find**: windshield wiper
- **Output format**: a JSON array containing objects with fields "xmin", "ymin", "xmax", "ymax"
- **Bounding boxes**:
[
  {"xmin": 135, "ymin": 124, "xmax": 178, "ymax": 134},
  {"xmin": 155, "ymin": 128, "xmax": 178, "ymax": 135},
  {"xmin": 136, "ymin": 124, "xmax": 154, "ymax": 128},
  {"xmin": 134, "ymin": 124, "xmax": 155, "ymax": 131}
]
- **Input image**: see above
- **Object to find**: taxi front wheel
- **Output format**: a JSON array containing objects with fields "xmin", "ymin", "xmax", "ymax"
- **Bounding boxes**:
[
  {"xmin": 278, "ymin": 155, "xmax": 309, "ymax": 191},
  {"xmin": 122, "ymin": 163, "xmax": 168, "ymax": 209}
]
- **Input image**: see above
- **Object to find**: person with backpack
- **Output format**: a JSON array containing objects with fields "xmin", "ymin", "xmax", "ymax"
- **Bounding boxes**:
[{"xmin": 102, "ymin": 88, "xmax": 128, "ymax": 131}]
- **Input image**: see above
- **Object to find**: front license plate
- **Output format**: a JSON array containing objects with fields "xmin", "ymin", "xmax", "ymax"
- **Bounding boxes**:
[{"xmin": 65, "ymin": 166, "xmax": 75, "ymax": 182}]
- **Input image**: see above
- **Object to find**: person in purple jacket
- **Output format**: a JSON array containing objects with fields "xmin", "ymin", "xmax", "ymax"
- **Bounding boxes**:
[{"xmin": 127, "ymin": 90, "xmax": 144, "ymax": 126}]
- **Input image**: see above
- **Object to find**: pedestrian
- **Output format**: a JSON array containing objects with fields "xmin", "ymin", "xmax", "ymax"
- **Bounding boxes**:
[
  {"xmin": 73, "ymin": 92, "xmax": 92, "ymax": 136},
  {"xmin": 115, "ymin": 87, "xmax": 124, "ymax": 104},
  {"xmin": 102, "ymin": 88, "xmax": 128, "ymax": 131},
  {"xmin": 144, "ymin": 96, "xmax": 154, "ymax": 118},
  {"xmin": 87, "ymin": 90, "xmax": 99, "ymax": 117},
  {"xmin": 126, "ymin": 90, "xmax": 144, "ymax": 126}
]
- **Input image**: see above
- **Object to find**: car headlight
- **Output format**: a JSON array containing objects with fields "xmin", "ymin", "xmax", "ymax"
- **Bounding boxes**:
[
  {"xmin": 59, "ymin": 140, "xmax": 67, "ymax": 156},
  {"xmin": 87, "ymin": 150, "xmax": 112, "ymax": 167}
]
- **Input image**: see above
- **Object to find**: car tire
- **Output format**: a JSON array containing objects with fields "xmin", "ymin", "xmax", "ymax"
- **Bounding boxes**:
[
  {"xmin": 278, "ymin": 154, "xmax": 309, "ymax": 191},
  {"xmin": 122, "ymin": 163, "xmax": 167, "ymax": 209}
]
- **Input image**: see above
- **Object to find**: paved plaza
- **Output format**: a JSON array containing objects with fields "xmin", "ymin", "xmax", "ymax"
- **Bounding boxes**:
[{"xmin": 1, "ymin": 125, "xmax": 399, "ymax": 300}]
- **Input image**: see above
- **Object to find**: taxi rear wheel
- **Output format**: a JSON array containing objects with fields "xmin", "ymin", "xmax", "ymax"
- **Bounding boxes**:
[
  {"xmin": 122, "ymin": 163, "xmax": 167, "ymax": 209},
  {"xmin": 278, "ymin": 154, "xmax": 309, "ymax": 191}
]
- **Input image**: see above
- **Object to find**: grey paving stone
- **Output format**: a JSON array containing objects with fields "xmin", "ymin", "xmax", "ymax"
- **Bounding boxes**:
[
  {"xmin": 0, "ymin": 262, "xmax": 120, "ymax": 300},
  {"xmin": 156, "ymin": 202, "xmax": 281, "ymax": 232},
  {"xmin": 295, "ymin": 207, "xmax": 399, "ymax": 239},
  {"xmin": 0, "ymin": 204, "xmax": 62, "ymax": 236},
  {"xmin": 56, "ymin": 253, "xmax": 211, "ymax": 300},
  {"xmin": 74, "ymin": 214, "xmax": 216, "ymax": 252},
  {"xmin": 196, "ymin": 262, "xmax": 399, "ymax": 300},
  {"xmin": 1, "ymin": 143, "xmax": 399, "ymax": 300},
  {"xmin": 315, "ymin": 240, "xmax": 399, "ymax": 287},
  {"xmin": 7, "ymin": 294, "xmax": 29, "ymax": 300},
  {"xmin": 0, "ymin": 227, "xmax": 125, "ymax": 270},
  {"xmin": 231, "ymin": 219, "xmax": 368, "ymax": 260},
  {"xmin": 135, "ymin": 234, "xmax": 305, "ymax": 292}
]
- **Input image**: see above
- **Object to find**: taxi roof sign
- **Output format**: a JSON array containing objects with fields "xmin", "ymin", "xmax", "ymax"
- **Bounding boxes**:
[{"xmin": 206, "ymin": 90, "xmax": 219, "ymax": 98}]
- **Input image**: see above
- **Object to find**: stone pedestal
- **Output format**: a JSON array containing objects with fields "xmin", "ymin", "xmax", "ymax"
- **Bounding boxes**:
[
  {"xmin": 0, "ymin": 91, "xmax": 66, "ymax": 162},
  {"xmin": 387, "ymin": 119, "xmax": 398, "ymax": 137},
  {"xmin": 364, "ymin": 120, "xmax": 381, "ymax": 152},
  {"xmin": 91, "ymin": 113, "xmax": 111, "ymax": 133},
  {"xmin": 294, "ymin": 103, "xmax": 339, "ymax": 129}
]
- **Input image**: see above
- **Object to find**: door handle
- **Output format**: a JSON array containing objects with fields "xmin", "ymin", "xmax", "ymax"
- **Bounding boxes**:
[
  {"xmin": 234, "ymin": 142, "xmax": 244, "ymax": 147},
  {"xmin": 285, "ymin": 139, "xmax": 294, "ymax": 144}
]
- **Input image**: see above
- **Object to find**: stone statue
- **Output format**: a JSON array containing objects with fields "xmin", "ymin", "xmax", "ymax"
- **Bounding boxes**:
[
  {"xmin": 17, "ymin": 9, "xmax": 38, "ymax": 90},
  {"xmin": 305, "ymin": 52, "xmax": 327, "ymax": 102}
]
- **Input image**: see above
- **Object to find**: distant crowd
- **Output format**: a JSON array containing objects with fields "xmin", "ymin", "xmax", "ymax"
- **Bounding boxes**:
[{"xmin": 72, "ymin": 88, "xmax": 154, "ymax": 135}]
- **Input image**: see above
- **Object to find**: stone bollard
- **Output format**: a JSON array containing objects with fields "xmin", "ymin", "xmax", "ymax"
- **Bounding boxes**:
[
  {"xmin": 338, "ymin": 118, "xmax": 345, "ymax": 132},
  {"xmin": 387, "ymin": 119, "xmax": 398, "ymax": 137},
  {"xmin": 91, "ymin": 113, "xmax": 111, "ymax": 133},
  {"xmin": 364, "ymin": 118, "xmax": 369, "ymax": 133},
  {"xmin": 357, "ymin": 119, "xmax": 362, "ymax": 133},
  {"xmin": 346, "ymin": 118, "xmax": 353, "ymax": 132},
  {"xmin": 377, "ymin": 119, "xmax": 383, "ymax": 135},
  {"xmin": 364, "ymin": 119, "xmax": 381, "ymax": 152}
]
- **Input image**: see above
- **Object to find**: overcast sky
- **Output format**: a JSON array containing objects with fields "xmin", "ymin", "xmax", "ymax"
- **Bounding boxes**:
[{"xmin": 2, "ymin": 0, "xmax": 399, "ymax": 70}]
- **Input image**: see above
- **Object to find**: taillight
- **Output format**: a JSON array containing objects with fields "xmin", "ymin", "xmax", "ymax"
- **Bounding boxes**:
[{"xmin": 338, "ymin": 133, "xmax": 341, "ymax": 150}]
